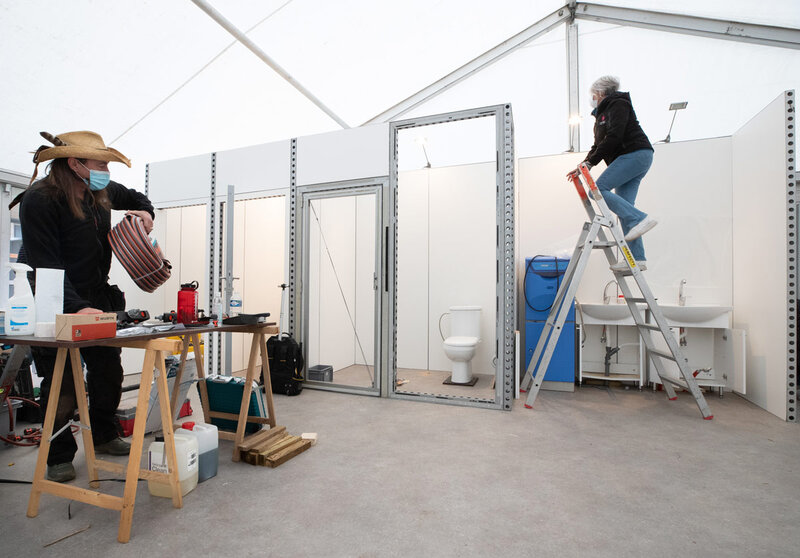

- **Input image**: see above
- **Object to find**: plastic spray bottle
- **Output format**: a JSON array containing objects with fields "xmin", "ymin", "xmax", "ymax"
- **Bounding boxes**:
[{"xmin": 7, "ymin": 263, "xmax": 36, "ymax": 335}]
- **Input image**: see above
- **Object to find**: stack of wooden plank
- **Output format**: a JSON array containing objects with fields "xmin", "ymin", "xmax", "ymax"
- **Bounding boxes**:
[{"xmin": 238, "ymin": 425, "xmax": 312, "ymax": 467}]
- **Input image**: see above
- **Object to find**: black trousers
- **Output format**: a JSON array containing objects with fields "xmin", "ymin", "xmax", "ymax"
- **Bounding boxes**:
[{"xmin": 32, "ymin": 284, "xmax": 126, "ymax": 466}]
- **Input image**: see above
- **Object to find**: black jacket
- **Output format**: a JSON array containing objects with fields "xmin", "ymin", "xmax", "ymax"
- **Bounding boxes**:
[
  {"xmin": 18, "ymin": 180, "xmax": 154, "ymax": 313},
  {"xmin": 585, "ymin": 91, "xmax": 653, "ymax": 167}
]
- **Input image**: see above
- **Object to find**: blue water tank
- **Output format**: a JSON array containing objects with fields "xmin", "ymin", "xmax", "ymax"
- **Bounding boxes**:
[
  {"xmin": 523, "ymin": 257, "xmax": 574, "ymax": 322},
  {"xmin": 523, "ymin": 256, "xmax": 576, "ymax": 386}
]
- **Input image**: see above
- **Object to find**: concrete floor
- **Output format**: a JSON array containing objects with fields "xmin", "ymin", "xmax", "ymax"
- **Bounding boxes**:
[{"xmin": 2, "ymin": 385, "xmax": 799, "ymax": 557}]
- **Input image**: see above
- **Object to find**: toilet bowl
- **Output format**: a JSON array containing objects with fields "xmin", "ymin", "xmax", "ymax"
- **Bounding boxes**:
[{"xmin": 442, "ymin": 306, "xmax": 481, "ymax": 384}]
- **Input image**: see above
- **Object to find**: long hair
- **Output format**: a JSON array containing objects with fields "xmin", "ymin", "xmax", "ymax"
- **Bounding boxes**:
[{"xmin": 32, "ymin": 158, "xmax": 110, "ymax": 220}]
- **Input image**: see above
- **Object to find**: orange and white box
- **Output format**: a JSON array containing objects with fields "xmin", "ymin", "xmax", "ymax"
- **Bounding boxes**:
[{"xmin": 55, "ymin": 313, "xmax": 117, "ymax": 341}]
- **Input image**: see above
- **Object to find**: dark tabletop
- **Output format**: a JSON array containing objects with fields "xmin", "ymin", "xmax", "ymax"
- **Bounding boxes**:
[{"xmin": 0, "ymin": 322, "xmax": 278, "ymax": 349}]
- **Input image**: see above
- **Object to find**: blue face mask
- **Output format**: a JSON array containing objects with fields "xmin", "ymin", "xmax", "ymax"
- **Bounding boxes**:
[{"xmin": 78, "ymin": 161, "xmax": 111, "ymax": 191}]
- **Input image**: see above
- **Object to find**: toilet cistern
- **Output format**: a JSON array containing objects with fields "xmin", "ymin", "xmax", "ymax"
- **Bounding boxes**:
[{"xmin": 441, "ymin": 306, "xmax": 481, "ymax": 385}]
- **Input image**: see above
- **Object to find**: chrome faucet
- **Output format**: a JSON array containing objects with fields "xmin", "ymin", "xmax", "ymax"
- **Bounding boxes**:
[
  {"xmin": 603, "ymin": 280, "xmax": 618, "ymax": 304},
  {"xmin": 679, "ymin": 279, "xmax": 687, "ymax": 306}
]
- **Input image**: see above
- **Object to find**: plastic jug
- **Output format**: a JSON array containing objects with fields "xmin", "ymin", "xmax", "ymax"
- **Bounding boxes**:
[
  {"xmin": 7, "ymin": 262, "xmax": 35, "ymax": 335},
  {"xmin": 147, "ymin": 432, "xmax": 198, "ymax": 498},
  {"xmin": 180, "ymin": 421, "xmax": 219, "ymax": 482}
]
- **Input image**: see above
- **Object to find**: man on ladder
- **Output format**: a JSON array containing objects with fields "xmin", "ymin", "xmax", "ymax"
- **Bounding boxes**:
[{"xmin": 520, "ymin": 76, "xmax": 714, "ymax": 420}]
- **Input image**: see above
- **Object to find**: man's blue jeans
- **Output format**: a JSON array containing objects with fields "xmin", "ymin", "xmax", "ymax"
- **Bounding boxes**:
[{"xmin": 596, "ymin": 149, "xmax": 653, "ymax": 261}]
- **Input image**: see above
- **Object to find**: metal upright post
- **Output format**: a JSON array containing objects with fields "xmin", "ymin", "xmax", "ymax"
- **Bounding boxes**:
[
  {"xmin": 224, "ymin": 185, "xmax": 235, "ymax": 375},
  {"xmin": 566, "ymin": 18, "xmax": 581, "ymax": 152}
]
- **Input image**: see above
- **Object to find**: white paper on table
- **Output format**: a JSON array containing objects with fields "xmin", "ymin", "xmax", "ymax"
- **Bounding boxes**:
[{"xmin": 35, "ymin": 268, "xmax": 64, "ymax": 324}]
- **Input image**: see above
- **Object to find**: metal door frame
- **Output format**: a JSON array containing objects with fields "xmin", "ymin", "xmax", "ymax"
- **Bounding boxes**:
[
  {"xmin": 388, "ymin": 104, "xmax": 516, "ymax": 411},
  {"xmin": 294, "ymin": 178, "xmax": 388, "ymax": 396}
]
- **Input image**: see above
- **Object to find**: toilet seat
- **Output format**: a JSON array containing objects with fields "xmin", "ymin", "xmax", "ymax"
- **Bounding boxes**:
[{"xmin": 443, "ymin": 336, "xmax": 479, "ymax": 347}]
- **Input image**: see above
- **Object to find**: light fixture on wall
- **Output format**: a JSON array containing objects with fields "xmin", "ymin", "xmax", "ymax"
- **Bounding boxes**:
[
  {"xmin": 660, "ymin": 101, "xmax": 688, "ymax": 143},
  {"xmin": 415, "ymin": 136, "xmax": 432, "ymax": 168}
]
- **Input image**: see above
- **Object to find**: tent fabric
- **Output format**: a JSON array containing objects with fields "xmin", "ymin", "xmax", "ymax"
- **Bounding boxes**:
[{"xmin": 1, "ymin": 0, "xmax": 798, "ymax": 190}]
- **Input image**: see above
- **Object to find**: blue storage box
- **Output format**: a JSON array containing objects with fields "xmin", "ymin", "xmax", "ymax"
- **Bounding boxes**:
[{"xmin": 202, "ymin": 375, "xmax": 267, "ymax": 434}]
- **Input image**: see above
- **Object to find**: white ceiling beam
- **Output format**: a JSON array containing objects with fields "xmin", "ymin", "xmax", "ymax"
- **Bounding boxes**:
[
  {"xmin": 574, "ymin": 2, "xmax": 800, "ymax": 50},
  {"xmin": 190, "ymin": 0, "xmax": 350, "ymax": 129},
  {"xmin": 363, "ymin": 5, "xmax": 572, "ymax": 125}
]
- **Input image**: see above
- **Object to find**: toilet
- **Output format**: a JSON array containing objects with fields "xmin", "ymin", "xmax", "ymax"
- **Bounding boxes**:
[{"xmin": 442, "ymin": 306, "xmax": 481, "ymax": 385}]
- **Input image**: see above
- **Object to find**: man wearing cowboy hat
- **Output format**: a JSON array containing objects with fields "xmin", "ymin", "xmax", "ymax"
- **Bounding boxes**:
[{"xmin": 14, "ymin": 130, "xmax": 155, "ymax": 483}]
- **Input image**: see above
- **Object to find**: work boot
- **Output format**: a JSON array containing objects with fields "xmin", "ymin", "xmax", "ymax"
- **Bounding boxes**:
[
  {"xmin": 46, "ymin": 462, "xmax": 76, "ymax": 483},
  {"xmin": 94, "ymin": 437, "xmax": 131, "ymax": 456}
]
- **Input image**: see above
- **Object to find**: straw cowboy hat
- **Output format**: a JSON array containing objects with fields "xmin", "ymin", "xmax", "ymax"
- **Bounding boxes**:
[{"xmin": 30, "ymin": 130, "xmax": 131, "ymax": 182}]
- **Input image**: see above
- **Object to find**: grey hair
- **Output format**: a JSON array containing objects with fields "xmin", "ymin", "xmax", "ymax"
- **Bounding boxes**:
[{"xmin": 590, "ymin": 75, "xmax": 620, "ymax": 97}]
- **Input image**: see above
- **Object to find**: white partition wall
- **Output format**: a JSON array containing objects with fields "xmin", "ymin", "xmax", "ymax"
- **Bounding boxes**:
[
  {"xmin": 308, "ymin": 197, "xmax": 357, "ymax": 371},
  {"xmin": 296, "ymin": 124, "xmax": 390, "ymax": 186},
  {"xmin": 148, "ymin": 154, "xmax": 213, "ymax": 207},
  {"xmin": 732, "ymin": 91, "xmax": 794, "ymax": 421},
  {"xmin": 518, "ymin": 138, "xmax": 734, "ymax": 309},
  {"xmin": 396, "ymin": 170, "xmax": 429, "ymax": 370},
  {"xmin": 216, "ymin": 140, "xmax": 291, "ymax": 195},
  {"xmin": 226, "ymin": 196, "xmax": 287, "ymax": 374},
  {"xmin": 396, "ymin": 164, "xmax": 497, "ymax": 374}
]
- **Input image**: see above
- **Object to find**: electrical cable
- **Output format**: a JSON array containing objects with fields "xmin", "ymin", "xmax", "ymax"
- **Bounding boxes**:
[
  {"xmin": 1, "ymin": 395, "xmax": 43, "ymax": 446},
  {"xmin": 309, "ymin": 202, "xmax": 374, "ymax": 384}
]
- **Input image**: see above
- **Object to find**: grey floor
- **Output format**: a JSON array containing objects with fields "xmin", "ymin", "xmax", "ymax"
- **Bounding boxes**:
[{"xmin": 2, "ymin": 385, "xmax": 799, "ymax": 557}]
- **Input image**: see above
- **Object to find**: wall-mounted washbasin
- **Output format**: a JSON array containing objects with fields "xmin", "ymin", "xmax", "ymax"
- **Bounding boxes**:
[
  {"xmin": 656, "ymin": 305, "xmax": 732, "ymax": 328},
  {"xmin": 578, "ymin": 303, "xmax": 646, "ymax": 325}
]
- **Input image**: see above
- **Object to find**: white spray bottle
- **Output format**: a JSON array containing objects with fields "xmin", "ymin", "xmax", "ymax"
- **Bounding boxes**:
[{"xmin": 7, "ymin": 263, "xmax": 36, "ymax": 335}]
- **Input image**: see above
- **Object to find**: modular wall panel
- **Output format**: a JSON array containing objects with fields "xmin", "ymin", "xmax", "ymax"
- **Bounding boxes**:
[
  {"xmin": 732, "ymin": 92, "xmax": 792, "ymax": 420},
  {"xmin": 517, "ymin": 138, "xmax": 733, "ymax": 309},
  {"xmin": 215, "ymin": 140, "xmax": 291, "ymax": 195},
  {"xmin": 148, "ymin": 154, "xmax": 213, "ymax": 207},
  {"xmin": 296, "ymin": 124, "xmax": 390, "ymax": 186}
]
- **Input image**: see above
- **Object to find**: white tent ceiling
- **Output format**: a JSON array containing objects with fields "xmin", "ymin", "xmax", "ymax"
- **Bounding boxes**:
[{"xmin": 2, "ymin": 0, "xmax": 799, "ymax": 189}]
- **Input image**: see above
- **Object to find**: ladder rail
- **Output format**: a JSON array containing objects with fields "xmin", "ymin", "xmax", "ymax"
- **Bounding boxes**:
[
  {"xmin": 521, "ymin": 221, "xmax": 605, "ymax": 402},
  {"xmin": 521, "ymin": 222, "xmax": 601, "ymax": 394},
  {"xmin": 580, "ymin": 162, "xmax": 712, "ymax": 417},
  {"xmin": 523, "ymin": 162, "xmax": 713, "ymax": 419}
]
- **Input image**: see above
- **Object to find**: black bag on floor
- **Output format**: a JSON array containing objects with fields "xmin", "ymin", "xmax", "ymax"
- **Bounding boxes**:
[{"xmin": 265, "ymin": 334, "xmax": 305, "ymax": 396}]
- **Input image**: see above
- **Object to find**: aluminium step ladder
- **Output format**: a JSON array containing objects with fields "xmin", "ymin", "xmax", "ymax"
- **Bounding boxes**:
[{"xmin": 520, "ymin": 163, "xmax": 713, "ymax": 420}]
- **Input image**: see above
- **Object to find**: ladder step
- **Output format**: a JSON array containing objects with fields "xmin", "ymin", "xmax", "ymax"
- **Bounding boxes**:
[
  {"xmin": 625, "ymin": 297, "xmax": 647, "ymax": 303},
  {"xmin": 636, "ymin": 324, "xmax": 661, "ymax": 331},
  {"xmin": 649, "ymin": 348, "xmax": 677, "ymax": 362},
  {"xmin": 662, "ymin": 377, "xmax": 689, "ymax": 390},
  {"xmin": 592, "ymin": 241, "xmax": 617, "ymax": 249}
]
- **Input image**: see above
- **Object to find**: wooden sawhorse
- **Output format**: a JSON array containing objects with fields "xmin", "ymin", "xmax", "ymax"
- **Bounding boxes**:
[
  {"xmin": 0, "ymin": 333, "xmax": 186, "ymax": 543},
  {"xmin": 169, "ymin": 323, "xmax": 280, "ymax": 462}
]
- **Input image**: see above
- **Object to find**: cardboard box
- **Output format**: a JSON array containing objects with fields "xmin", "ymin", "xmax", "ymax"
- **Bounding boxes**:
[{"xmin": 55, "ymin": 313, "xmax": 117, "ymax": 341}]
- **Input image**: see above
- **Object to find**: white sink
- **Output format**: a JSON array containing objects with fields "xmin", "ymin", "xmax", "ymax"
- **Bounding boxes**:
[
  {"xmin": 657, "ymin": 305, "xmax": 732, "ymax": 327},
  {"xmin": 578, "ymin": 303, "xmax": 646, "ymax": 325}
]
